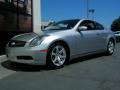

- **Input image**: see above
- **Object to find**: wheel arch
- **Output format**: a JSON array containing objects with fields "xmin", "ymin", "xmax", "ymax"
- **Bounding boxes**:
[
  {"xmin": 47, "ymin": 39, "xmax": 70, "ymax": 61},
  {"xmin": 107, "ymin": 37, "xmax": 116, "ymax": 45}
]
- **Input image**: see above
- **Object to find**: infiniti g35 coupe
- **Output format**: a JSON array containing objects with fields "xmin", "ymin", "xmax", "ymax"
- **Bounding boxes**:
[{"xmin": 6, "ymin": 19, "xmax": 116, "ymax": 68}]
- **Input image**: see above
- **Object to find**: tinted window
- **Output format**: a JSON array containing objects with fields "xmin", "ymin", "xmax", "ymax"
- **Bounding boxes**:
[
  {"xmin": 95, "ymin": 22, "xmax": 104, "ymax": 30},
  {"xmin": 80, "ymin": 20, "xmax": 96, "ymax": 30}
]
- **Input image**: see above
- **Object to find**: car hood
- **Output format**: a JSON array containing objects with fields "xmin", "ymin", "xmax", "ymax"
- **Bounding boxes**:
[
  {"xmin": 11, "ymin": 30, "xmax": 68, "ymax": 42},
  {"xmin": 12, "ymin": 33, "xmax": 39, "ymax": 42},
  {"xmin": 39, "ymin": 30, "xmax": 63, "ymax": 35},
  {"xmin": 41, "ymin": 29, "xmax": 72, "ymax": 35}
]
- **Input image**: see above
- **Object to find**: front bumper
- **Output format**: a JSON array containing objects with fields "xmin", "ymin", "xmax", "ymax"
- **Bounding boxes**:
[{"xmin": 6, "ymin": 47, "xmax": 47, "ymax": 65}]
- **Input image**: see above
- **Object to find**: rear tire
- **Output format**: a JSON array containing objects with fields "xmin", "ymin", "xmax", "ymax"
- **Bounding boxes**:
[
  {"xmin": 47, "ymin": 42, "xmax": 68, "ymax": 68},
  {"xmin": 106, "ymin": 39, "xmax": 115, "ymax": 55}
]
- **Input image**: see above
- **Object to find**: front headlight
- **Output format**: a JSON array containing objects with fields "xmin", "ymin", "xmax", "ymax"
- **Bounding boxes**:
[{"xmin": 29, "ymin": 37, "xmax": 44, "ymax": 47}]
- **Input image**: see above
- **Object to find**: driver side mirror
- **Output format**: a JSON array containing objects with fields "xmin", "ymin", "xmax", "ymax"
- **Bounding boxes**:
[{"xmin": 78, "ymin": 26, "xmax": 88, "ymax": 31}]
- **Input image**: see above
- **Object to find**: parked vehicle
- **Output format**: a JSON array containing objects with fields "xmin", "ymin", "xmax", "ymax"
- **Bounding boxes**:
[
  {"xmin": 114, "ymin": 31, "xmax": 120, "ymax": 42},
  {"xmin": 6, "ymin": 19, "xmax": 116, "ymax": 68}
]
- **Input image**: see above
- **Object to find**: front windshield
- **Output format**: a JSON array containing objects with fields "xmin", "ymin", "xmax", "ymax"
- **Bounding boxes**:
[{"xmin": 44, "ymin": 19, "xmax": 79, "ymax": 30}]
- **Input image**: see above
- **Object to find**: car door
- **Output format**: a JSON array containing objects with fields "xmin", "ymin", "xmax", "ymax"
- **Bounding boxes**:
[
  {"xmin": 94, "ymin": 22, "xmax": 107, "ymax": 50},
  {"xmin": 74, "ymin": 20, "xmax": 102, "ymax": 55}
]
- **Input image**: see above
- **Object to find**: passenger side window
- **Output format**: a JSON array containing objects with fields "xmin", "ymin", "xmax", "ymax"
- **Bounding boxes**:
[
  {"xmin": 79, "ymin": 20, "xmax": 96, "ymax": 30},
  {"xmin": 95, "ymin": 22, "xmax": 104, "ymax": 30}
]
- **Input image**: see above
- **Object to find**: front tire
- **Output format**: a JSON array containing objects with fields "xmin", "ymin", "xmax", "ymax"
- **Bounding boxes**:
[{"xmin": 47, "ymin": 43, "xmax": 68, "ymax": 68}]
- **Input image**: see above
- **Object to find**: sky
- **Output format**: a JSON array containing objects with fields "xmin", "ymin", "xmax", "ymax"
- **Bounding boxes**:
[{"xmin": 41, "ymin": 0, "xmax": 120, "ymax": 28}]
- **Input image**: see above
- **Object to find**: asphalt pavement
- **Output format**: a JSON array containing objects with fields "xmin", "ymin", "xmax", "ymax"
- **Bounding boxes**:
[{"xmin": 0, "ymin": 43, "xmax": 120, "ymax": 90}]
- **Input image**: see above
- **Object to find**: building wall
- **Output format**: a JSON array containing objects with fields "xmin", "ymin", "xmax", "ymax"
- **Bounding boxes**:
[{"xmin": 0, "ymin": 0, "xmax": 33, "ymax": 54}]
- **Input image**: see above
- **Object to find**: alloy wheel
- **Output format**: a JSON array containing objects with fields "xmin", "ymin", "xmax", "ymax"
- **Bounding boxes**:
[
  {"xmin": 51, "ymin": 45, "xmax": 66, "ymax": 67},
  {"xmin": 108, "ymin": 40, "xmax": 114, "ymax": 54},
  {"xmin": 106, "ymin": 39, "xmax": 115, "ymax": 55}
]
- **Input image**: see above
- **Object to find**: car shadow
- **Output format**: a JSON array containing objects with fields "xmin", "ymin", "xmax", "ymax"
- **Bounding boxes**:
[
  {"xmin": 67, "ymin": 53, "xmax": 105, "ymax": 65},
  {"xmin": 1, "ymin": 60, "xmax": 56, "ymax": 72},
  {"xmin": 1, "ymin": 53, "xmax": 105, "ymax": 72}
]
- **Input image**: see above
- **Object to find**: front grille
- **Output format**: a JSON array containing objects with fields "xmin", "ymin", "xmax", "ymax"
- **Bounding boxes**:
[{"xmin": 8, "ymin": 40, "xmax": 26, "ymax": 47}]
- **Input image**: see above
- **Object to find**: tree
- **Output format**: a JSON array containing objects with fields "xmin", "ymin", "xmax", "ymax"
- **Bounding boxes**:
[{"xmin": 111, "ymin": 16, "xmax": 120, "ymax": 31}]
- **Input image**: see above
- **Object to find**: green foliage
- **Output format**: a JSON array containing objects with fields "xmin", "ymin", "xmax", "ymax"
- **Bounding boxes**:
[{"xmin": 111, "ymin": 16, "xmax": 120, "ymax": 31}]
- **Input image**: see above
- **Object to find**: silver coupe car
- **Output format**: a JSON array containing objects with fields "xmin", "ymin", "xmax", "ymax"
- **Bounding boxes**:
[{"xmin": 6, "ymin": 19, "xmax": 116, "ymax": 68}]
